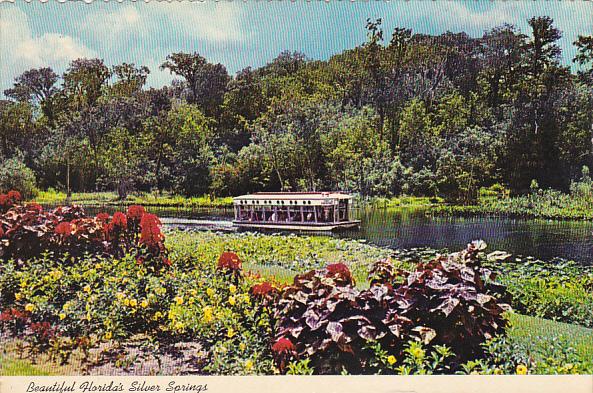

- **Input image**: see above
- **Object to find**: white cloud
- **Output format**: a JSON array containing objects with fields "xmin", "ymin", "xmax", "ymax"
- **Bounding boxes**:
[
  {"xmin": 156, "ymin": 2, "xmax": 245, "ymax": 42},
  {"xmin": 1, "ymin": 6, "xmax": 95, "ymax": 91},
  {"xmin": 83, "ymin": 4, "xmax": 142, "ymax": 38}
]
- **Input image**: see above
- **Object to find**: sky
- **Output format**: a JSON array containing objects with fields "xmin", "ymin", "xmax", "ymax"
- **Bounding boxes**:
[{"xmin": 0, "ymin": 1, "xmax": 591, "ymax": 93}]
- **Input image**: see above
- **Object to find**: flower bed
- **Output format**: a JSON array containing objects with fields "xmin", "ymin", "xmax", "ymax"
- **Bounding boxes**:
[{"xmin": 1, "ymin": 205, "xmax": 591, "ymax": 375}]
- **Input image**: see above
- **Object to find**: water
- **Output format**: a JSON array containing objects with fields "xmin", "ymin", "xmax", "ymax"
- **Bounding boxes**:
[
  {"xmin": 46, "ymin": 204, "xmax": 593, "ymax": 265},
  {"xmin": 342, "ymin": 207, "xmax": 593, "ymax": 265}
]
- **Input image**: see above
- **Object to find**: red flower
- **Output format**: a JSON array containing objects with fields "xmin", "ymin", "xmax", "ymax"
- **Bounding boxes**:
[
  {"xmin": 326, "ymin": 263, "xmax": 352, "ymax": 281},
  {"xmin": 139, "ymin": 213, "xmax": 163, "ymax": 247},
  {"xmin": 127, "ymin": 205, "xmax": 146, "ymax": 221},
  {"xmin": 7, "ymin": 190, "xmax": 22, "ymax": 203},
  {"xmin": 111, "ymin": 212, "xmax": 128, "ymax": 229},
  {"xmin": 217, "ymin": 251, "xmax": 242, "ymax": 271},
  {"xmin": 96, "ymin": 212, "xmax": 110, "ymax": 222},
  {"xmin": 272, "ymin": 337, "xmax": 295, "ymax": 354},
  {"xmin": 0, "ymin": 226, "xmax": 4, "ymax": 238},
  {"xmin": 55, "ymin": 222, "xmax": 73, "ymax": 237},
  {"xmin": 162, "ymin": 257, "xmax": 172, "ymax": 266},
  {"xmin": 0, "ymin": 194, "xmax": 11, "ymax": 208},
  {"xmin": 251, "ymin": 282, "xmax": 274, "ymax": 296}
]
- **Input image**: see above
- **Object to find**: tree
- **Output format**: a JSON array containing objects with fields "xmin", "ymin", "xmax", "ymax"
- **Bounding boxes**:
[
  {"xmin": 4, "ymin": 67, "xmax": 59, "ymax": 121},
  {"xmin": 62, "ymin": 58, "xmax": 111, "ymax": 110},
  {"xmin": 525, "ymin": 16, "xmax": 562, "ymax": 78},
  {"xmin": 160, "ymin": 52, "xmax": 230, "ymax": 117},
  {"xmin": 111, "ymin": 63, "xmax": 150, "ymax": 97}
]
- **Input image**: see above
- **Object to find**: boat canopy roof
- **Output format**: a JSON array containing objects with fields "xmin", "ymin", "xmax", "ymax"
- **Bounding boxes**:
[{"xmin": 233, "ymin": 192, "xmax": 353, "ymax": 206}]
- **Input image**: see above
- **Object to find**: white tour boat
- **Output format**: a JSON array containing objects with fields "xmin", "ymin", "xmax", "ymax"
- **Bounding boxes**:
[{"xmin": 232, "ymin": 192, "xmax": 360, "ymax": 231}]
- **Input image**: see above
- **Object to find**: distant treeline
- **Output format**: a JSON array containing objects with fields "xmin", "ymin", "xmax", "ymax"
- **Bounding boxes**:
[{"xmin": 1, "ymin": 17, "xmax": 592, "ymax": 202}]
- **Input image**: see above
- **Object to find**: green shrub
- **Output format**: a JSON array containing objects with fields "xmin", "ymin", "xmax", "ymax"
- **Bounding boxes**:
[{"xmin": 0, "ymin": 158, "xmax": 38, "ymax": 199}]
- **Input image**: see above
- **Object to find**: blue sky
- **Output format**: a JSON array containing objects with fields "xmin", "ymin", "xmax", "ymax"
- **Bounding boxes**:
[{"xmin": 1, "ymin": 1, "xmax": 591, "ymax": 93}]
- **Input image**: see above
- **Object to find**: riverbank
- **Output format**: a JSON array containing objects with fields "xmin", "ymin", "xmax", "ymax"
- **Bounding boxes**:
[
  {"xmin": 434, "ymin": 190, "xmax": 593, "ymax": 221},
  {"xmin": 31, "ymin": 190, "xmax": 445, "ymax": 210}
]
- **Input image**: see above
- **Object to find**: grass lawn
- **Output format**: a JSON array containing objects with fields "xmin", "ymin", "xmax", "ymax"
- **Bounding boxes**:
[
  {"xmin": 32, "ymin": 190, "xmax": 234, "ymax": 208},
  {"xmin": 0, "ymin": 353, "xmax": 55, "ymax": 375}
]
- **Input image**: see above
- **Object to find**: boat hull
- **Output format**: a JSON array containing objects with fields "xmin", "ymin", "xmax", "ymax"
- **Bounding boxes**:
[{"xmin": 232, "ymin": 220, "xmax": 360, "ymax": 232}]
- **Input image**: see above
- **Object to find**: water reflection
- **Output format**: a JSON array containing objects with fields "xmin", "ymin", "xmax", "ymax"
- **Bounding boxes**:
[{"xmin": 344, "ymin": 207, "xmax": 593, "ymax": 265}]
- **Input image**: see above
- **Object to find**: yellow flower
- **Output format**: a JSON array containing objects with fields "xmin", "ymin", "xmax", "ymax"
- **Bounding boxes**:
[
  {"xmin": 229, "ymin": 285, "xmax": 237, "ymax": 294},
  {"xmin": 494, "ymin": 368, "xmax": 503, "ymax": 375},
  {"xmin": 228, "ymin": 296, "xmax": 236, "ymax": 306},
  {"xmin": 25, "ymin": 303, "xmax": 35, "ymax": 312},
  {"xmin": 49, "ymin": 270, "xmax": 63, "ymax": 280},
  {"xmin": 14, "ymin": 293, "xmax": 22, "ymax": 301},
  {"xmin": 202, "ymin": 306, "xmax": 213, "ymax": 323},
  {"xmin": 175, "ymin": 321, "xmax": 185, "ymax": 330},
  {"xmin": 226, "ymin": 327, "xmax": 235, "ymax": 338},
  {"xmin": 190, "ymin": 289, "xmax": 197, "ymax": 296},
  {"xmin": 206, "ymin": 288, "xmax": 215, "ymax": 297},
  {"xmin": 83, "ymin": 285, "xmax": 91, "ymax": 293},
  {"xmin": 129, "ymin": 299, "xmax": 138, "ymax": 307},
  {"xmin": 516, "ymin": 364, "xmax": 528, "ymax": 375},
  {"xmin": 387, "ymin": 355, "xmax": 397, "ymax": 365},
  {"xmin": 59, "ymin": 313, "xmax": 66, "ymax": 320},
  {"xmin": 116, "ymin": 292, "xmax": 125, "ymax": 300},
  {"xmin": 104, "ymin": 331, "xmax": 112, "ymax": 340},
  {"xmin": 411, "ymin": 347, "xmax": 425, "ymax": 358},
  {"xmin": 239, "ymin": 343, "xmax": 246, "ymax": 351},
  {"xmin": 245, "ymin": 360, "xmax": 254, "ymax": 371},
  {"xmin": 174, "ymin": 296, "xmax": 184, "ymax": 305},
  {"xmin": 95, "ymin": 263, "xmax": 102, "ymax": 270},
  {"xmin": 123, "ymin": 298, "xmax": 130, "ymax": 306},
  {"xmin": 63, "ymin": 302, "xmax": 71, "ymax": 311},
  {"xmin": 141, "ymin": 300, "xmax": 149, "ymax": 308}
]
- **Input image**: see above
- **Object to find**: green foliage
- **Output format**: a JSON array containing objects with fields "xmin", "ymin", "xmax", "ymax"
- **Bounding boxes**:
[{"xmin": 0, "ymin": 158, "xmax": 38, "ymax": 199}]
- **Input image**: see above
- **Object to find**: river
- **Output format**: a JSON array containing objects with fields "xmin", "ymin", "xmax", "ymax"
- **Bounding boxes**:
[{"xmin": 71, "ymin": 205, "xmax": 593, "ymax": 265}]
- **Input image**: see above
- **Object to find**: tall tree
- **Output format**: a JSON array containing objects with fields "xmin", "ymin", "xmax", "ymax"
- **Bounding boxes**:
[{"xmin": 160, "ymin": 52, "xmax": 230, "ymax": 117}]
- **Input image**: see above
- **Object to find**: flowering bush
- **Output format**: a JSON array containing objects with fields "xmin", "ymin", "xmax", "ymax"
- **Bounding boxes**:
[
  {"xmin": 0, "ymin": 190, "xmax": 22, "ymax": 213},
  {"xmin": 0, "ymin": 200, "xmax": 168, "ymax": 268}
]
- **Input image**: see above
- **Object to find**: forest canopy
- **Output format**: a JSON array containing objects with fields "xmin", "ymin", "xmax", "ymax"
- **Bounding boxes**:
[{"xmin": 1, "ymin": 17, "xmax": 592, "ymax": 202}]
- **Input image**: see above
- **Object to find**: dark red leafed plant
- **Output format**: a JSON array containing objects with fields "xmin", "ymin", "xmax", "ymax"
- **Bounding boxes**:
[
  {"xmin": 376, "ymin": 241, "xmax": 512, "ymax": 361},
  {"xmin": 28, "ymin": 321, "xmax": 56, "ymax": 350},
  {"xmin": 218, "ymin": 251, "xmax": 242, "ymax": 271},
  {"xmin": 273, "ymin": 263, "xmax": 413, "ymax": 374},
  {"xmin": 55, "ymin": 222, "xmax": 73, "ymax": 237},
  {"xmin": 0, "ymin": 201, "xmax": 170, "ymax": 269},
  {"xmin": 0, "ymin": 307, "xmax": 30, "ymax": 335},
  {"xmin": 326, "ymin": 262, "xmax": 354, "ymax": 285}
]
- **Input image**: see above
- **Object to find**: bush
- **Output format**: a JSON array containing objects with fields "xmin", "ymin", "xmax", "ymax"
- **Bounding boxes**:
[
  {"xmin": 0, "ymin": 201, "xmax": 169, "ymax": 269},
  {"xmin": 271, "ymin": 242, "xmax": 512, "ymax": 374},
  {"xmin": 0, "ymin": 159, "xmax": 37, "ymax": 199}
]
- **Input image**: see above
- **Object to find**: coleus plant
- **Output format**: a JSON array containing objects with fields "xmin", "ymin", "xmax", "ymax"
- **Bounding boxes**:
[
  {"xmin": 272, "ymin": 263, "xmax": 414, "ymax": 374},
  {"xmin": 387, "ymin": 241, "xmax": 512, "ymax": 360},
  {"xmin": 270, "ymin": 241, "xmax": 512, "ymax": 374}
]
